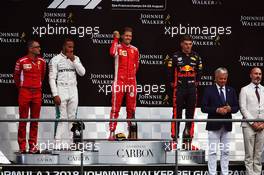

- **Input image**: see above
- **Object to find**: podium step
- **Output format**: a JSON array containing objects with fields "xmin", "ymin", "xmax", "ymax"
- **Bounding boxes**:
[
  {"xmin": 16, "ymin": 153, "xmax": 58, "ymax": 164},
  {"xmin": 98, "ymin": 141, "xmax": 165, "ymax": 164},
  {"xmin": 53, "ymin": 150, "xmax": 98, "ymax": 165},
  {"xmin": 15, "ymin": 141, "xmax": 206, "ymax": 165},
  {"xmin": 166, "ymin": 150, "xmax": 205, "ymax": 164}
]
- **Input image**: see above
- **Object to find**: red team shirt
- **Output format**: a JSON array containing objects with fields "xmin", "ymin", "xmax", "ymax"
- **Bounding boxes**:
[{"xmin": 14, "ymin": 56, "xmax": 46, "ymax": 89}]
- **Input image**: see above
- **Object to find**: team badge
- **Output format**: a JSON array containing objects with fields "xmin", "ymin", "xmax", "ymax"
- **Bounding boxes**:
[
  {"xmin": 37, "ymin": 61, "xmax": 41, "ymax": 69},
  {"xmin": 130, "ymin": 92, "xmax": 134, "ymax": 97},
  {"xmin": 119, "ymin": 50, "xmax": 127, "ymax": 56}
]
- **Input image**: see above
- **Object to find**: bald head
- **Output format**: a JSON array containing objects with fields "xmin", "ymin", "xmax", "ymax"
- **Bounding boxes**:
[{"xmin": 250, "ymin": 67, "xmax": 262, "ymax": 85}]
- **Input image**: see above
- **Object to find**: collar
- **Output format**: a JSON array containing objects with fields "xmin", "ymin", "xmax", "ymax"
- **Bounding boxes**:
[
  {"xmin": 121, "ymin": 42, "xmax": 131, "ymax": 48},
  {"xmin": 26, "ymin": 55, "xmax": 38, "ymax": 62},
  {"xmin": 180, "ymin": 50, "xmax": 193, "ymax": 56},
  {"xmin": 60, "ymin": 52, "xmax": 67, "ymax": 58},
  {"xmin": 216, "ymin": 83, "xmax": 225, "ymax": 90},
  {"xmin": 250, "ymin": 82, "xmax": 261, "ymax": 89}
]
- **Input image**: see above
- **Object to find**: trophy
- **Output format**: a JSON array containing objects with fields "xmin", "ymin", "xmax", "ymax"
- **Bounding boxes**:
[
  {"xmin": 71, "ymin": 122, "xmax": 85, "ymax": 145},
  {"xmin": 115, "ymin": 133, "xmax": 126, "ymax": 141},
  {"xmin": 128, "ymin": 121, "xmax": 138, "ymax": 140}
]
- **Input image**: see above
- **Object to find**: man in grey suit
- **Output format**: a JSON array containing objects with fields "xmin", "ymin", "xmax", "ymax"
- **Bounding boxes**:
[{"xmin": 239, "ymin": 67, "xmax": 264, "ymax": 175}]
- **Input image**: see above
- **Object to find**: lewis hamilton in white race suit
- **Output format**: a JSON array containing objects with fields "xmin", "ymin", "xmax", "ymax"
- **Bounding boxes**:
[{"xmin": 49, "ymin": 39, "xmax": 85, "ymax": 144}]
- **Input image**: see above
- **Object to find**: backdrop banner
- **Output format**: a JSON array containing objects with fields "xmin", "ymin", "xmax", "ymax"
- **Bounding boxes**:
[{"xmin": 0, "ymin": 0, "xmax": 264, "ymax": 161}]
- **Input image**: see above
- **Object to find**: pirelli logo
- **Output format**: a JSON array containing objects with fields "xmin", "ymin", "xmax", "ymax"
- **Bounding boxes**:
[{"xmin": 48, "ymin": 0, "xmax": 102, "ymax": 9}]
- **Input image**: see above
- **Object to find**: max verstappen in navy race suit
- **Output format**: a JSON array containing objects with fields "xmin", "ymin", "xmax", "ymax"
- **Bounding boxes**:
[
  {"xmin": 49, "ymin": 39, "xmax": 85, "ymax": 145},
  {"xmin": 108, "ymin": 27, "xmax": 140, "ymax": 140},
  {"xmin": 14, "ymin": 40, "xmax": 46, "ymax": 153},
  {"xmin": 165, "ymin": 35, "xmax": 202, "ymax": 150}
]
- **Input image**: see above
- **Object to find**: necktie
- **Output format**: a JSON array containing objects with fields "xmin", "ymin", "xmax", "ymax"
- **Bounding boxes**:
[
  {"xmin": 220, "ymin": 87, "xmax": 226, "ymax": 104},
  {"xmin": 255, "ymin": 86, "xmax": 260, "ymax": 103}
]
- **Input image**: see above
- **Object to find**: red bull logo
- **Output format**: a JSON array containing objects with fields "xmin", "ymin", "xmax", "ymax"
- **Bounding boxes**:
[
  {"xmin": 180, "ymin": 65, "xmax": 194, "ymax": 72},
  {"xmin": 178, "ymin": 65, "xmax": 196, "ymax": 77}
]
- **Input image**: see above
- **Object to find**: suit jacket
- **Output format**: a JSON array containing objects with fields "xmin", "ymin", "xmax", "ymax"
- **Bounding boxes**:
[
  {"xmin": 239, "ymin": 83, "xmax": 264, "ymax": 127},
  {"xmin": 201, "ymin": 84, "xmax": 239, "ymax": 131}
]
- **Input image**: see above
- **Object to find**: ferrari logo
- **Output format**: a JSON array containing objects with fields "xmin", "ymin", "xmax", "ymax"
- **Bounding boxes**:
[{"xmin": 37, "ymin": 61, "xmax": 41, "ymax": 69}]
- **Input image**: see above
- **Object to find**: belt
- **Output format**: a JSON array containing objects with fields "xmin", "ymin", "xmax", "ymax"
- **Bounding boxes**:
[
  {"xmin": 178, "ymin": 80, "xmax": 195, "ymax": 84},
  {"xmin": 20, "ymin": 87, "xmax": 41, "ymax": 92},
  {"xmin": 57, "ymin": 82, "xmax": 76, "ymax": 86}
]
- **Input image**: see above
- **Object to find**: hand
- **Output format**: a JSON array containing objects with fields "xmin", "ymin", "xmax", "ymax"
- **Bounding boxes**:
[
  {"xmin": 113, "ymin": 31, "xmax": 120, "ymax": 39},
  {"xmin": 53, "ymin": 96, "xmax": 61, "ymax": 106},
  {"xmin": 66, "ymin": 52, "xmax": 75, "ymax": 62},
  {"xmin": 252, "ymin": 122, "xmax": 263, "ymax": 131},
  {"xmin": 216, "ymin": 107, "xmax": 227, "ymax": 115},
  {"xmin": 259, "ymin": 122, "xmax": 264, "ymax": 130},
  {"xmin": 223, "ymin": 105, "xmax": 231, "ymax": 113}
]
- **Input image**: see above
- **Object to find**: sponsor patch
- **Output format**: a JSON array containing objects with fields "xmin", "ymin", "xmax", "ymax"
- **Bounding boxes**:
[
  {"xmin": 190, "ymin": 57, "xmax": 197, "ymax": 61},
  {"xmin": 119, "ymin": 50, "xmax": 127, "ymax": 56},
  {"xmin": 23, "ymin": 64, "xmax": 32, "ymax": 69}
]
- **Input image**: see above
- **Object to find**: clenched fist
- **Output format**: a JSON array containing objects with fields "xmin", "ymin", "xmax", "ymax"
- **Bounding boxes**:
[
  {"xmin": 54, "ymin": 96, "xmax": 61, "ymax": 106},
  {"xmin": 113, "ymin": 31, "xmax": 120, "ymax": 39}
]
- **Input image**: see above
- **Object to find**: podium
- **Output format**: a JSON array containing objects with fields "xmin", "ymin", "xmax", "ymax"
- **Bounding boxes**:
[
  {"xmin": 16, "ymin": 152, "xmax": 58, "ymax": 164},
  {"xmin": 98, "ymin": 141, "xmax": 165, "ymax": 164},
  {"xmin": 15, "ymin": 140, "xmax": 205, "ymax": 165},
  {"xmin": 166, "ymin": 150, "xmax": 205, "ymax": 164},
  {"xmin": 53, "ymin": 150, "xmax": 98, "ymax": 165}
]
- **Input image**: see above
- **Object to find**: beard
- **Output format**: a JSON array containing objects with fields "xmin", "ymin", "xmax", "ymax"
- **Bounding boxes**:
[{"xmin": 253, "ymin": 78, "xmax": 261, "ymax": 84}]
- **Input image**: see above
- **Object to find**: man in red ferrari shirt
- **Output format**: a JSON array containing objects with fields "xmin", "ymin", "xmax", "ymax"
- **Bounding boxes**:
[
  {"xmin": 14, "ymin": 40, "xmax": 46, "ymax": 153},
  {"xmin": 109, "ymin": 27, "xmax": 140, "ymax": 140}
]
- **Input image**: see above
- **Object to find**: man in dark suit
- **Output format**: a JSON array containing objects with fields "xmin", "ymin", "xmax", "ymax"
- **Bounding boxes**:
[{"xmin": 201, "ymin": 67, "xmax": 239, "ymax": 175}]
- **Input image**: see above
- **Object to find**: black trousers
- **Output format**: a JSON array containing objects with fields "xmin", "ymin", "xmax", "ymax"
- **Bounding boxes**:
[{"xmin": 171, "ymin": 86, "xmax": 197, "ymax": 138}]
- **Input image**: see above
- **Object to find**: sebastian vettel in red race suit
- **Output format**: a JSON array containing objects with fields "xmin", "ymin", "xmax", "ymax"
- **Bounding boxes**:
[{"xmin": 109, "ymin": 27, "xmax": 140, "ymax": 140}]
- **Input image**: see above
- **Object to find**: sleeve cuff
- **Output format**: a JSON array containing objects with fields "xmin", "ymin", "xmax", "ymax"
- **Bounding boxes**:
[{"xmin": 73, "ymin": 57, "xmax": 80, "ymax": 65}]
